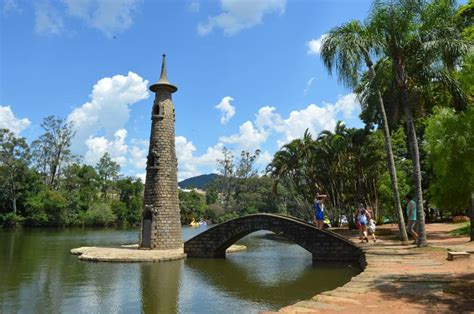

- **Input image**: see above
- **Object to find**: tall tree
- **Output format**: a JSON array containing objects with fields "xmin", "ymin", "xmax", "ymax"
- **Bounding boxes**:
[
  {"xmin": 95, "ymin": 153, "xmax": 120, "ymax": 201},
  {"xmin": 31, "ymin": 116, "xmax": 76, "ymax": 189},
  {"xmin": 216, "ymin": 147, "xmax": 235, "ymax": 208},
  {"xmin": 267, "ymin": 131, "xmax": 317, "ymax": 220},
  {"xmin": 368, "ymin": 0, "xmax": 469, "ymax": 246},
  {"xmin": 0, "ymin": 129, "xmax": 31, "ymax": 214},
  {"xmin": 320, "ymin": 20, "xmax": 408, "ymax": 241},
  {"xmin": 61, "ymin": 163, "xmax": 99, "ymax": 212},
  {"xmin": 425, "ymin": 107, "xmax": 474, "ymax": 236}
]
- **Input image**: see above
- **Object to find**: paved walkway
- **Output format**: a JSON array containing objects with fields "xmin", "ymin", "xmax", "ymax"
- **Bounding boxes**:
[{"xmin": 268, "ymin": 223, "xmax": 474, "ymax": 313}]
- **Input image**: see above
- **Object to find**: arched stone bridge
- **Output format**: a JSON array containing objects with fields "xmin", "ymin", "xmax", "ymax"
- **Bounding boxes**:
[{"xmin": 184, "ymin": 213, "xmax": 364, "ymax": 263}]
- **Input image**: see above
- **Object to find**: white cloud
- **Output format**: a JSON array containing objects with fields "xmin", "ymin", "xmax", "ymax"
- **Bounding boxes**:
[
  {"xmin": 304, "ymin": 77, "xmax": 315, "ymax": 95},
  {"xmin": 129, "ymin": 145, "xmax": 147, "ymax": 169},
  {"xmin": 176, "ymin": 135, "xmax": 199, "ymax": 180},
  {"xmin": 3, "ymin": 0, "xmax": 20, "ymax": 14},
  {"xmin": 215, "ymin": 96, "xmax": 235, "ymax": 125},
  {"xmin": 188, "ymin": 0, "xmax": 200, "ymax": 13},
  {"xmin": 219, "ymin": 121, "xmax": 268, "ymax": 152},
  {"xmin": 35, "ymin": 1, "xmax": 64, "ymax": 36},
  {"xmin": 67, "ymin": 71, "xmax": 148, "ymax": 154},
  {"xmin": 255, "ymin": 150, "xmax": 273, "ymax": 169},
  {"xmin": 136, "ymin": 172, "xmax": 146, "ymax": 182},
  {"xmin": 331, "ymin": 92, "xmax": 359, "ymax": 118},
  {"xmin": 307, "ymin": 34, "xmax": 327, "ymax": 55},
  {"xmin": 252, "ymin": 93, "xmax": 360, "ymax": 147},
  {"xmin": 175, "ymin": 136, "xmax": 225, "ymax": 181},
  {"xmin": 0, "ymin": 106, "xmax": 31, "ymax": 134},
  {"xmin": 158, "ymin": 93, "xmax": 358, "ymax": 181},
  {"xmin": 274, "ymin": 93, "xmax": 360, "ymax": 146},
  {"xmin": 197, "ymin": 0, "xmax": 286, "ymax": 36},
  {"xmin": 84, "ymin": 128, "xmax": 129, "ymax": 167},
  {"xmin": 61, "ymin": 0, "xmax": 140, "ymax": 38},
  {"xmin": 127, "ymin": 135, "xmax": 225, "ymax": 182},
  {"xmin": 255, "ymin": 106, "xmax": 281, "ymax": 129},
  {"xmin": 275, "ymin": 104, "xmax": 338, "ymax": 146}
]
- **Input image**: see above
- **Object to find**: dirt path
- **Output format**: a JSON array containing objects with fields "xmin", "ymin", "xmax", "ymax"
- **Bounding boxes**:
[{"xmin": 266, "ymin": 223, "xmax": 474, "ymax": 313}]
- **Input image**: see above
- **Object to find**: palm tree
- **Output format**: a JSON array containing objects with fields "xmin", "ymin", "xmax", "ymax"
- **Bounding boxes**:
[
  {"xmin": 368, "ymin": 0, "xmax": 469, "ymax": 246},
  {"xmin": 320, "ymin": 20, "xmax": 409, "ymax": 241},
  {"xmin": 267, "ymin": 134, "xmax": 315, "ymax": 220}
]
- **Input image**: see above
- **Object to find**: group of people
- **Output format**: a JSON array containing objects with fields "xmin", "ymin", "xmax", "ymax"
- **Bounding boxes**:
[
  {"xmin": 354, "ymin": 204, "xmax": 377, "ymax": 243},
  {"xmin": 313, "ymin": 192, "xmax": 419, "ymax": 244}
]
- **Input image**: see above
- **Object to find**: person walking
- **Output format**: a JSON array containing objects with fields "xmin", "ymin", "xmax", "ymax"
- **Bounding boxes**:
[
  {"xmin": 355, "ymin": 203, "xmax": 370, "ymax": 243},
  {"xmin": 405, "ymin": 194, "xmax": 419, "ymax": 243},
  {"xmin": 368, "ymin": 217, "xmax": 377, "ymax": 243},
  {"xmin": 313, "ymin": 193, "xmax": 327, "ymax": 229}
]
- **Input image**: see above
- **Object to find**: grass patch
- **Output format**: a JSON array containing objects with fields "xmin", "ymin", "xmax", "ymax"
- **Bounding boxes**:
[{"xmin": 449, "ymin": 222, "xmax": 470, "ymax": 236}]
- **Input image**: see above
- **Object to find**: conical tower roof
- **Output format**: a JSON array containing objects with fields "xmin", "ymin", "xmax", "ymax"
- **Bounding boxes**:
[{"xmin": 150, "ymin": 54, "xmax": 177, "ymax": 93}]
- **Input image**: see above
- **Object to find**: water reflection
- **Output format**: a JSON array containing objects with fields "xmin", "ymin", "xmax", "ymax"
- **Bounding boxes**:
[
  {"xmin": 140, "ymin": 261, "xmax": 182, "ymax": 313},
  {"xmin": 0, "ymin": 228, "xmax": 359, "ymax": 313},
  {"xmin": 182, "ymin": 232, "xmax": 360, "ymax": 309}
]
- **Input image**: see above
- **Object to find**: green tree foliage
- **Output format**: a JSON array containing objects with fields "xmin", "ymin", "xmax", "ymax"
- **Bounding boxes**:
[
  {"xmin": 179, "ymin": 190, "xmax": 207, "ymax": 223},
  {"xmin": 424, "ymin": 107, "xmax": 474, "ymax": 214},
  {"xmin": 31, "ymin": 116, "xmax": 76, "ymax": 189},
  {"xmin": 95, "ymin": 152, "xmax": 120, "ymax": 201},
  {"xmin": 0, "ymin": 126, "xmax": 144, "ymax": 227},
  {"xmin": 0, "ymin": 129, "xmax": 31, "ymax": 215},
  {"xmin": 366, "ymin": 0, "xmax": 470, "ymax": 246},
  {"xmin": 79, "ymin": 202, "xmax": 117, "ymax": 227},
  {"xmin": 267, "ymin": 124, "xmax": 405, "ymax": 227},
  {"xmin": 455, "ymin": 0, "xmax": 474, "ymax": 41},
  {"xmin": 61, "ymin": 163, "xmax": 99, "ymax": 213},
  {"xmin": 320, "ymin": 18, "xmax": 408, "ymax": 238},
  {"xmin": 204, "ymin": 148, "xmax": 286, "ymax": 222},
  {"xmin": 115, "ymin": 177, "xmax": 143, "ymax": 224},
  {"xmin": 25, "ymin": 188, "xmax": 68, "ymax": 226}
]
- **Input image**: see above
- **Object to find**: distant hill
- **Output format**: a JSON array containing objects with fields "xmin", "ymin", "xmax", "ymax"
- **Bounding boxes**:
[{"xmin": 178, "ymin": 173, "xmax": 219, "ymax": 189}]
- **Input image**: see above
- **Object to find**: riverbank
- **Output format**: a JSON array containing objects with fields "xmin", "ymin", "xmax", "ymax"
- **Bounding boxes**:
[{"xmin": 269, "ymin": 223, "xmax": 474, "ymax": 313}]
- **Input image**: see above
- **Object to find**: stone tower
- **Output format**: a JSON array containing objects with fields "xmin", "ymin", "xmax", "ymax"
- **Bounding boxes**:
[{"xmin": 140, "ymin": 54, "xmax": 182, "ymax": 249}]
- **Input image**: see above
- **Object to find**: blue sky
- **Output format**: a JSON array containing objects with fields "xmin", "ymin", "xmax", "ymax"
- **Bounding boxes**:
[{"xmin": 1, "ymin": 0, "xmax": 372, "ymax": 181}]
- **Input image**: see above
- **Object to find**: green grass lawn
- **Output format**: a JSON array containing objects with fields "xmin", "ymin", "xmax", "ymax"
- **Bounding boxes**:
[{"xmin": 449, "ymin": 223, "xmax": 471, "ymax": 236}]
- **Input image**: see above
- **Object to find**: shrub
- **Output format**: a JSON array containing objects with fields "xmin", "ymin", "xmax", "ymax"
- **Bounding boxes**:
[
  {"xmin": 79, "ymin": 203, "xmax": 116, "ymax": 227},
  {"xmin": 450, "ymin": 223, "xmax": 470, "ymax": 236},
  {"xmin": 0, "ymin": 213, "xmax": 25, "ymax": 227},
  {"xmin": 452, "ymin": 215, "xmax": 470, "ymax": 223},
  {"xmin": 25, "ymin": 188, "xmax": 67, "ymax": 226},
  {"xmin": 24, "ymin": 212, "xmax": 48, "ymax": 227},
  {"xmin": 217, "ymin": 212, "xmax": 239, "ymax": 223},
  {"xmin": 111, "ymin": 200, "xmax": 128, "ymax": 222}
]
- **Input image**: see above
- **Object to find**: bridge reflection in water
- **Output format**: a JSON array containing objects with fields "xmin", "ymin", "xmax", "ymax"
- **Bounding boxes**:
[{"xmin": 184, "ymin": 231, "xmax": 361, "ymax": 308}]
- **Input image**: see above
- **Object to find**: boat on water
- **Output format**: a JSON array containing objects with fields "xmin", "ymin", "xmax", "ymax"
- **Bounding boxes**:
[{"xmin": 189, "ymin": 218, "xmax": 208, "ymax": 227}]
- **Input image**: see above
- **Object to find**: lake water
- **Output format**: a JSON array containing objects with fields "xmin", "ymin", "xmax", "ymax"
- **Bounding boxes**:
[{"xmin": 0, "ymin": 227, "xmax": 360, "ymax": 313}]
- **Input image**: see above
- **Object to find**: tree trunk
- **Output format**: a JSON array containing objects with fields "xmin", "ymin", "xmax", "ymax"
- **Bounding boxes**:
[
  {"xmin": 470, "ymin": 192, "xmax": 474, "ymax": 242},
  {"xmin": 399, "ymin": 87, "xmax": 427, "ymax": 247},
  {"xmin": 10, "ymin": 181, "xmax": 17, "ymax": 215},
  {"xmin": 12, "ymin": 197, "xmax": 17, "ymax": 215},
  {"xmin": 367, "ymin": 65, "xmax": 409, "ymax": 242}
]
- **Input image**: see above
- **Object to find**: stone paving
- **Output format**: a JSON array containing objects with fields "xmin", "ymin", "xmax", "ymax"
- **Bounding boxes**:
[
  {"xmin": 70, "ymin": 244, "xmax": 247, "ymax": 262},
  {"xmin": 265, "ymin": 224, "xmax": 474, "ymax": 313}
]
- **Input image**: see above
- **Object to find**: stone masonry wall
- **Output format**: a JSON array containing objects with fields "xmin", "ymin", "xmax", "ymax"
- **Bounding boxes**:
[
  {"xmin": 141, "ymin": 90, "xmax": 182, "ymax": 249},
  {"xmin": 184, "ymin": 214, "xmax": 362, "ymax": 262}
]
